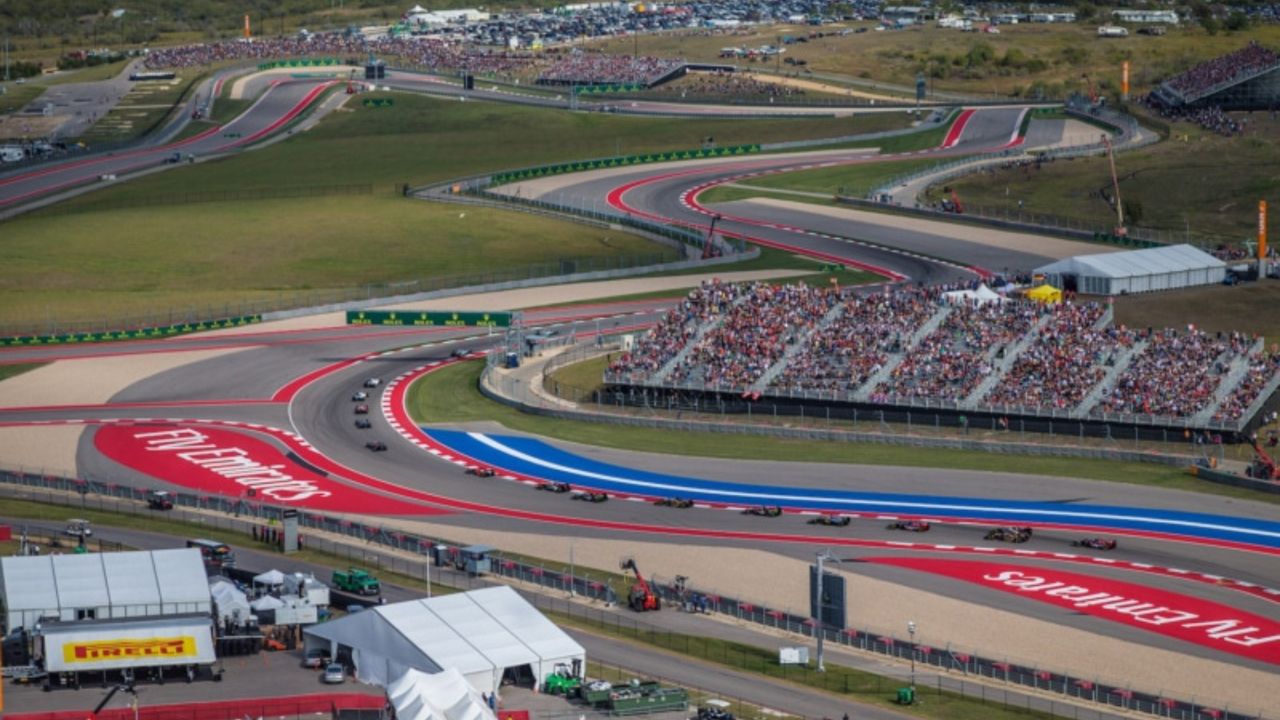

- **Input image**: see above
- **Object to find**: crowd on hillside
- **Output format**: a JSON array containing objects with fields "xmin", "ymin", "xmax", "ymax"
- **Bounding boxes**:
[
  {"xmin": 1096, "ymin": 329, "xmax": 1253, "ymax": 419},
  {"xmin": 1165, "ymin": 42, "xmax": 1280, "ymax": 98},
  {"xmin": 985, "ymin": 305, "xmax": 1127, "ymax": 411},
  {"xmin": 143, "ymin": 35, "xmax": 537, "ymax": 76},
  {"xmin": 607, "ymin": 281, "xmax": 1280, "ymax": 427},
  {"xmin": 668, "ymin": 283, "xmax": 839, "ymax": 389},
  {"xmin": 536, "ymin": 52, "xmax": 684, "ymax": 86},
  {"xmin": 656, "ymin": 71, "xmax": 806, "ymax": 98},
  {"xmin": 1142, "ymin": 97, "xmax": 1246, "ymax": 137}
]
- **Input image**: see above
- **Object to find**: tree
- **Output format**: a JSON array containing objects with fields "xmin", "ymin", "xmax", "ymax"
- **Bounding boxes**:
[
  {"xmin": 1202, "ymin": 16, "xmax": 1221, "ymax": 35},
  {"xmin": 1224, "ymin": 12, "xmax": 1250, "ymax": 31}
]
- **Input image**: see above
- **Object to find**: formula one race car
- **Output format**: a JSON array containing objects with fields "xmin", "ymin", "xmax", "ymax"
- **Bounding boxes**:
[
  {"xmin": 984, "ymin": 526, "xmax": 1033, "ymax": 543},
  {"xmin": 886, "ymin": 520, "xmax": 931, "ymax": 532},
  {"xmin": 354, "ymin": 418, "xmax": 372, "ymax": 429},
  {"xmin": 571, "ymin": 491, "xmax": 609, "ymax": 503},
  {"xmin": 537, "ymin": 482, "xmax": 573, "ymax": 493},
  {"xmin": 654, "ymin": 497, "xmax": 695, "ymax": 508},
  {"xmin": 365, "ymin": 441, "xmax": 387, "ymax": 452},
  {"xmin": 742, "ymin": 505, "xmax": 783, "ymax": 517},
  {"xmin": 354, "ymin": 404, "xmax": 369, "ymax": 415},
  {"xmin": 466, "ymin": 466, "xmax": 497, "ymax": 477},
  {"xmin": 1071, "ymin": 538, "xmax": 1118, "ymax": 551},
  {"xmin": 807, "ymin": 514, "xmax": 851, "ymax": 527}
]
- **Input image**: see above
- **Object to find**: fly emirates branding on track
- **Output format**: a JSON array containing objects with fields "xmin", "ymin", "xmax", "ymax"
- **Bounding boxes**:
[
  {"xmin": 132, "ymin": 427, "xmax": 328, "ymax": 502},
  {"xmin": 867, "ymin": 556, "xmax": 1280, "ymax": 664},
  {"xmin": 93, "ymin": 424, "xmax": 441, "ymax": 515}
]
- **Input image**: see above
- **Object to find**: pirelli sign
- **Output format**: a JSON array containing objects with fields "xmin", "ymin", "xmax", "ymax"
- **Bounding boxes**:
[{"xmin": 63, "ymin": 636, "xmax": 198, "ymax": 664}]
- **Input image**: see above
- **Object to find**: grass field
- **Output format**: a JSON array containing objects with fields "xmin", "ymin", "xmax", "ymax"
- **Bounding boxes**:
[
  {"xmin": 591, "ymin": 23, "xmax": 1280, "ymax": 101},
  {"xmin": 1112, "ymin": 282, "xmax": 1280, "ymax": 347},
  {"xmin": 0, "ymin": 195, "xmax": 681, "ymax": 329},
  {"xmin": 0, "ymin": 84, "xmax": 46, "ymax": 114},
  {"xmin": 699, "ymin": 157, "xmax": 946, "ymax": 204},
  {"xmin": 940, "ymin": 109, "xmax": 1280, "ymax": 241},
  {"xmin": 407, "ymin": 361, "xmax": 1280, "ymax": 503}
]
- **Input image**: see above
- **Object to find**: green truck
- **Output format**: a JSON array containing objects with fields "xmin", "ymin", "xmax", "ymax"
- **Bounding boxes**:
[{"xmin": 332, "ymin": 567, "xmax": 380, "ymax": 595}]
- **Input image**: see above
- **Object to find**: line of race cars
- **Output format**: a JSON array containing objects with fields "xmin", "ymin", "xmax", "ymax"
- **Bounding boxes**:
[{"xmin": 461, "ymin": 467, "xmax": 1119, "ymax": 550}]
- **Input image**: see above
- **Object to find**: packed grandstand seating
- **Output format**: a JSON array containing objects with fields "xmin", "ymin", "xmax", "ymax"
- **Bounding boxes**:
[
  {"xmin": 656, "ymin": 71, "xmax": 807, "ymax": 98},
  {"xmin": 871, "ymin": 298, "xmax": 1040, "ymax": 403},
  {"xmin": 1164, "ymin": 42, "xmax": 1280, "ymax": 99},
  {"xmin": 536, "ymin": 52, "xmax": 685, "ymax": 86},
  {"xmin": 1095, "ymin": 329, "xmax": 1253, "ymax": 419},
  {"xmin": 668, "ymin": 283, "xmax": 839, "ymax": 388},
  {"xmin": 606, "ymin": 281, "xmax": 1280, "ymax": 427},
  {"xmin": 1141, "ymin": 97, "xmax": 1246, "ymax": 137}
]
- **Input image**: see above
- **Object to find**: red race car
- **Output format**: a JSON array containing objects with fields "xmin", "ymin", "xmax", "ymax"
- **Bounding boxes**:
[{"xmin": 886, "ymin": 520, "xmax": 931, "ymax": 532}]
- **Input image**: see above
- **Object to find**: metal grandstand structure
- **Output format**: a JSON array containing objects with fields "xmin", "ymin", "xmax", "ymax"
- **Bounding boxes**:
[{"xmin": 1151, "ymin": 49, "xmax": 1280, "ymax": 109}]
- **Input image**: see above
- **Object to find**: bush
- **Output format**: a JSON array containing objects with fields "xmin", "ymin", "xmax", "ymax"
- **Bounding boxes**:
[{"xmin": 1224, "ymin": 12, "xmax": 1249, "ymax": 31}]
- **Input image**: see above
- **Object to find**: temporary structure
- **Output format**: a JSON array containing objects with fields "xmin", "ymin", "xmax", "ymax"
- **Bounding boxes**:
[
  {"xmin": 1034, "ymin": 244, "xmax": 1225, "ymax": 295},
  {"xmin": 387, "ymin": 667, "xmax": 497, "ymax": 720},
  {"xmin": 1024, "ymin": 285, "xmax": 1064, "ymax": 304},
  {"xmin": 304, "ymin": 586, "xmax": 585, "ymax": 694}
]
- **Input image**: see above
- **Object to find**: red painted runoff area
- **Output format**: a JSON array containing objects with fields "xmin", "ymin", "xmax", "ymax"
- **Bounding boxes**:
[
  {"xmin": 864, "ymin": 556, "xmax": 1280, "ymax": 665},
  {"xmin": 2, "ymin": 692, "xmax": 385, "ymax": 720},
  {"xmin": 93, "ymin": 424, "xmax": 442, "ymax": 515}
]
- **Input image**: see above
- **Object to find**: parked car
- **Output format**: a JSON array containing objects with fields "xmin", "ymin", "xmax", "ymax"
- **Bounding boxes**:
[
  {"xmin": 302, "ymin": 648, "xmax": 331, "ymax": 669},
  {"xmin": 322, "ymin": 663, "xmax": 346, "ymax": 684},
  {"xmin": 64, "ymin": 519, "xmax": 93, "ymax": 537},
  {"xmin": 146, "ymin": 490, "xmax": 174, "ymax": 510}
]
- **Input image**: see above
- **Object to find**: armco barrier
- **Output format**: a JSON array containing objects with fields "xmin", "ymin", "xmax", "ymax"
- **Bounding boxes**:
[
  {"xmin": 488, "ymin": 144, "xmax": 762, "ymax": 186},
  {"xmin": 0, "ymin": 314, "xmax": 261, "ymax": 348},
  {"xmin": 2, "ymin": 692, "xmax": 386, "ymax": 720}
]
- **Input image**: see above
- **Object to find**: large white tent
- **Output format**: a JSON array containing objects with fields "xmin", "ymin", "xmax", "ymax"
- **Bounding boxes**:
[
  {"xmin": 209, "ymin": 579, "xmax": 251, "ymax": 626},
  {"xmin": 0, "ymin": 548, "xmax": 210, "ymax": 631},
  {"xmin": 304, "ymin": 586, "xmax": 585, "ymax": 695},
  {"xmin": 388, "ymin": 667, "xmax": 496, "ymax": 720},
  {"xmin": 1034, "ymin": 244, "xmax": 1226, "ymax": 295}
]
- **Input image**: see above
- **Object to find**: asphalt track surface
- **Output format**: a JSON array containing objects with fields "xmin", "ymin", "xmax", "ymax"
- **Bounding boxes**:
[
  {"xmin": 4, "ymin": 73, "xmax": 1279, "ymax": 706},
  {"xmin": 0, "ymin": 79, "xmax": 333, "ymax": 209}
]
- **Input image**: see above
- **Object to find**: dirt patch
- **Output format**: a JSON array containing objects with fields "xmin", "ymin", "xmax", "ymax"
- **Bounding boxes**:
[{"xmin": 0, "ymin": 425, "xmax": 84, "ymax": 476}]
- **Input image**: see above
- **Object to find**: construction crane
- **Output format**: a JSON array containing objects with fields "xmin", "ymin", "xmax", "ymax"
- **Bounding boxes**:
[
  {"xmin": 1247, "ymin": 436, "xmax": 1280, "ymax": 479},
  {"xmin": 1101, "ymin": 134, "xmax": 1126, "ymax": 236},
  {"xmin": 620, "ymin": 558, "xmax": 661, "ymax": 612},
  {"xmin": 702, "ymin": 214, "xmax": 722, "ymax": 260}
]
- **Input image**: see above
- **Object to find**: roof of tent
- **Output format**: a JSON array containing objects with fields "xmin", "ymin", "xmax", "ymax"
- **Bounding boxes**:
[
  {"xmin": 1, "ymin": 548, "xmax": 208, "ymax": 613},
  {"xmin": 305, "ymin": 586, "xmax": 584, "ymax": 678},
  {"xmin": 1035, "ymin": 244, "xmax": 1225, "ymax": 279},
  {"xmin": 253, "ymin": 569, "xmax": 287, "ymax": 585},
  {"xmin": 388, "ymin": 667, "xmax": 496, "ymax": 720}
]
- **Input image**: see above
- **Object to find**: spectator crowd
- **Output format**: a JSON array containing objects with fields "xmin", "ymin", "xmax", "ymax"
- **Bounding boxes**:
[
  {"xmin": 537, "ymin": 51, "xmax": 685, "ymax": 87},
  {"xmin": 1164, "ymin": 42, "xmax": 1279, "ymax": 99},
  {"xmin": 606, "ymin": 281, "xmax": 1280, "ymax": 428}
]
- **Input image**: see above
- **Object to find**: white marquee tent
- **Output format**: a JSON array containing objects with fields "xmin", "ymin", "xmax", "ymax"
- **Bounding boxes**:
[
  {"xmin": 209, "ymin": 579, "xmax": 251, "ymax": 625},
  {"xmin": 304, "ymin": 586, "xmax": 585, "ymax": 695},
  {"xmin": 1034, "ymin": 244, "xmax": 1226, "ymax": 295},
  {"xmin": 387, "ymin": 667, "xmax": 497, "ymax": 720}
]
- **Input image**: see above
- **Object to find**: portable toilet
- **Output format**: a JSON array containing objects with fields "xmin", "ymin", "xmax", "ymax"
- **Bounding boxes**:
[
  {"xmin": 505, "ymin": 352, "xmax": 519, "ymax": 368},
  {"xmin": 458, "ymin": 544, "xmax": 494, "ymax": 575}
]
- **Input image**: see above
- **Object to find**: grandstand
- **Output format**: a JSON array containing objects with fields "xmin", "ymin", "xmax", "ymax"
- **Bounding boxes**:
[
  {"xmin": 604, "ymin": 281, "xmax": 1280, "ymax": 439},
  {"xmin": 1149, "ymin": 42, "xmax": 1280, "ymax": 110}
]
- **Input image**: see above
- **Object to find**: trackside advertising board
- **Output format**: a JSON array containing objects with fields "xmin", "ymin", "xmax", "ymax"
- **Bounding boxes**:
[
  {"xmin": 346, "ymin": 310, "xmax": 511, "ymax": 328},
  {"xmin": 43, "ymin": 617, "xmax": 216, "ymax": 672}
]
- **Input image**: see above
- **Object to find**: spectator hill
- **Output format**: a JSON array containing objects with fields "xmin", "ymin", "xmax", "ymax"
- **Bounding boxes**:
[
  {"xmin": 603, "ymin": 280, "xmax": 1280, "ymax": 440},
  {"xmin": 1149, "ymin": 42, "xmax": 1280, "ymax": 110}
]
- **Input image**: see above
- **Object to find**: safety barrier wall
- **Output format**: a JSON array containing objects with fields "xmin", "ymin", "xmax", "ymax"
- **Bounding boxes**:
[
  {"xmin": 0, "ymin": 472, "xmax": 1264, "ymax": 720},
  {"xmin": 0, "ymin": 314, "xmax": 261, "ymax": 348},
  {"xmin": 486, "ymin": 143, "xmax": 762, "ymax": 187}
]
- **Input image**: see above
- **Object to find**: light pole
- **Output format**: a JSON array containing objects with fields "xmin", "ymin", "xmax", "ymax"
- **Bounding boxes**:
[
  {"xmin": 907, "ymin": 621, "xmax": 917, "ymax": 689},
  {"xmin": 814, "ymin": 550, "xmax": 837, "ymax": 672}
]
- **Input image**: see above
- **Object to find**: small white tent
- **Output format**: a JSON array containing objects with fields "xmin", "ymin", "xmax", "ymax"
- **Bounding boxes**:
[
  {"xmin": 254, "ymin": 569, "xmax": 286, "ymax": 586},
  {"xmin": 942, "ymin": 284, "xmax": 1005, "ymax": 304},
  {"xmin": 388, "ymin": 667, "xmax": 496, "ymax": 720},
  {"xmin": 209, "ymin": 579, "xmax": 251, "ymax": 625},
  {"xmin": 251, "ymin": 594, "xmax": 286, "ymax": 612}
]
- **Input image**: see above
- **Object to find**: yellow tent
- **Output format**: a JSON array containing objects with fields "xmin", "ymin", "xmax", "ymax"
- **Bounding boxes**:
[{"xmin": 1026, "ymin": 285, "xmax": 1063, "ymax": 304}]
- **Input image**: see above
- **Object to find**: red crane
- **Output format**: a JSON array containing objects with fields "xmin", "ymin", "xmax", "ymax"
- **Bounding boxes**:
[
  {"xmin": 1247, "ymin": 437, "xmax": 1280, "ymax": 479},
  {"xmin": 1101, "ymin": 134, "xmax": 1126, "ymax": 236},
  {"xmin": 620, "ymin": 558, "xmax": 661, "ymax": 611}
]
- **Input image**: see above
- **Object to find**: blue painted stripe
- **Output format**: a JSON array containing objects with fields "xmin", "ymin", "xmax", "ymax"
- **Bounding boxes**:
[{"xmin": 424, "ymin": 429, "xmax": 1280, "ymax": 549}]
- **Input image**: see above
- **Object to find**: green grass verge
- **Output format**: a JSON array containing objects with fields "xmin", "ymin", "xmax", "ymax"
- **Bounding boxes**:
[
  {"xmin": 409, "ymin": 361, "xmax": 1279, "ymax": 503},
  {"xmin": 559, "ymin": 614, "xmax": 1058, "ymax": 720},
  {"xmin": 0, "ymin": 196, "xmax": 679, "ymax": 330},
  {"xmin": 545, "ymin": 353, "xmax": 619, "ymax": 398},
  {"xmin": 0, "ymin": 363, "xmax": 46, "ymax": 382},
  {"xmin": 700, "ymin": 157, "xmax": 944, "ymax": 204},
  {"xmin": 0, "ymin": 84, "xmax": 46, "ymax": 114}
]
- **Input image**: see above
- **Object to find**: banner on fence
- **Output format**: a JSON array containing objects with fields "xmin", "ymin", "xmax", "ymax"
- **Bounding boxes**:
[
  {"xmin": 488, "ymin": 144, "xmax": 762, "ymax": 186},
  {"xmin": 346, "ymin": 309, "xmax": 512, "ymax": 327},
  {"xmin": 0, "ymin": 314, "xmax": 262, "ymax": 347}
]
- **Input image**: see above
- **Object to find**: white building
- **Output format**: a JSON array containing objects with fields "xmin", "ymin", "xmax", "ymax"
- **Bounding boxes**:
[
  {"xmin": 1113, "ymin": 9, "xmax": 1179, "ymax": 24},
  {"xmin": 304, "ymin": 586, "xmax": 585, "ymax": 695},
  {"xmin": 1034, "ymin": 244, "xmax": 1226, "ymax": 295}
]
